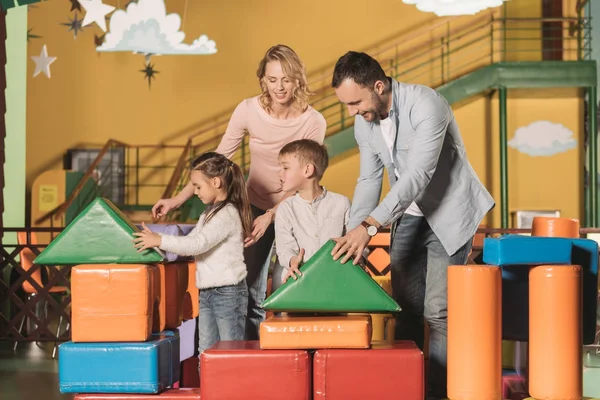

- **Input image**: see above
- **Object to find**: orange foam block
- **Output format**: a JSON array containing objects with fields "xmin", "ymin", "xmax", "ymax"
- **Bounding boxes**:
[
  {"xmin": 71, "ymin": 264, "xmax": 156, "ymax": 342},
  {"xmin": 73, "ymin": 389, "xmax": 200, "ymax": 399},
  {"xmin": 448, "ymin": 265, "xmax": 502, "ymax": 400},
  {"xmin": 158, "ymin": 263, "xmax": 190, "ymax": 330},
  {"xmin": 529, "ymin": 265, "xmax": 582, "ymax": 400},
  {"xmin": 182, "ymin": 262, "xmax": 198, "ymax": 321},
  {"xmin": 259, "ymin": 314, "xmax": 372, "ymax": 349},
  {"xmin": 531, "ymin": 216, "xmax": 580, "ymax": 238}
]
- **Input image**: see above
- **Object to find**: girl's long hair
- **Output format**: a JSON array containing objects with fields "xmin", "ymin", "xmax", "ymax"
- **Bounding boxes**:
[{"xmin": 191, "ymin": 152, "xmax": 253, "ymax": 238}]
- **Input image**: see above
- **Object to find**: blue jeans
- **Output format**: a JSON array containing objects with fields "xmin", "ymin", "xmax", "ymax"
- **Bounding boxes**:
[
  {"xmin": 243, "ymin": 205, "xmax": 275, "ymax": 340},
  {"xmin": 198, "ymin": 280, "xmax": 248, "ymax": 355},
  {"xmin": 390, "ymin": 214, "xmax": 472, "ymax": 400}
]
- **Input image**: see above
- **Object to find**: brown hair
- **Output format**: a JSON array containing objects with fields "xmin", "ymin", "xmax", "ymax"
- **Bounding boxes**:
[
  {"xmin": 279, "ymin": 139, "xmax": 329, "ymax": 179},
  {"xmin": 256, "ymin": 44, "xmax": 312, "ymax": 114},
  {"xmin": 190, "ymin": 152, "xmax": 253, "ymax": 238}
]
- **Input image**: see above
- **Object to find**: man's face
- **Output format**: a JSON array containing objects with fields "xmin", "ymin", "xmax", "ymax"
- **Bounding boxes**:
[{"xmin": 334, "ymin": 78, "xmax": 388, "ymax": 122}]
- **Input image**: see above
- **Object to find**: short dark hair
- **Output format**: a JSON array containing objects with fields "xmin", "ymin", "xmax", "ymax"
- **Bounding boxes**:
[
  {"xmin": 279, "ymin": 139, "xmax": 329, "ymax": 179},
  {"xmin": 332, "ymin": 51, "xmax": 388, "ymax": 89}
]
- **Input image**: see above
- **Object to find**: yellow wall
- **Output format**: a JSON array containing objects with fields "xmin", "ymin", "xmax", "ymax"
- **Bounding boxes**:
[{"xmin": 26, "ymin": 0, "xmax": 438, "ymax": 191}]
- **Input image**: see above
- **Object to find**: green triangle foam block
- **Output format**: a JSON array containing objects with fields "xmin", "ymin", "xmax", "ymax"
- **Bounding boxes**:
[
  {"xmin": 262, "ymin": 240, "xmax": 401, "ymax": 313},
  {"xmin": 34, "ymin": 197, "xmax": 165, "ymax": 265}
]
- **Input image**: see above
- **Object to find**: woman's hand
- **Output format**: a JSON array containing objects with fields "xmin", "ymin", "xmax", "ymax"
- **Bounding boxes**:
[
  {"xmin": 151, "ymin": 198, "xmax": 179, "ymax": 219},
  {"xmin": 244, "ymin": 211, "xmax": 274, "ymax": 247},
  {"xmin": 133, "ymin": 222, "xmax": 161, "ymax": 252}
]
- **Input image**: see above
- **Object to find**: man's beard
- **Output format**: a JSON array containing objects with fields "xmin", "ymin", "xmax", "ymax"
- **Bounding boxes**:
[{"xmin": 369, "ymin": 91, "xmax": 389, "ymax": 122}]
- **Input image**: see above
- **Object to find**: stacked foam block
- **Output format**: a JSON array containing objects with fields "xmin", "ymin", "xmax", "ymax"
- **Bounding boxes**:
[
  {"xmin": 447, "ymin": 216, "xmax": 599, "ymax": 400},
  {"xmin": 34, "ymin": 198, "xmax": 200, "ymax": 400},
  {"xmin": 198, "ymin": 239, "xmax": 424, "ymax": 400}
]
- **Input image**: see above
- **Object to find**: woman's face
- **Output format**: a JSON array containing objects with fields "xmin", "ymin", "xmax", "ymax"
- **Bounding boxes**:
[{"xmin": 264, "ymin": 60, "xmax": 296, "ymax": 107}]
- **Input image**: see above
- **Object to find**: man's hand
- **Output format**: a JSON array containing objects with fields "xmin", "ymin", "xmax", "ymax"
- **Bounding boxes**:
[
  {"xmin": 331, "ymin": 224, "xmax": 372, "ymax": 265},
  {"xmin": 133, "ymin": 222, "xmax": 161, "ymax": 252},
  {"xmin": 244, "ymin": 211, "xmax": 273, "ymax": 247},
  {"xmin": 283, "ymin": 248, "xmax": 305, "ymax": 282}
]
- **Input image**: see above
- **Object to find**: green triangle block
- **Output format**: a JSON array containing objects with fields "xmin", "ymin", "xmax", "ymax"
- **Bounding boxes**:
[
  {"xmin": 34, "ymin": 197, "xmax": 165, "ymax": 265},
  {"xmin": 262, "ymin": 240, "xmax": 401, "ymax": 313}
]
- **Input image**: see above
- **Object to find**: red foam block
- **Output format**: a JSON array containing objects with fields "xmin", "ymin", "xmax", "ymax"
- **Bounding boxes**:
[
  {"xmin": 180, "ymin": 356, "xmax": 200, "ymax": 388},
  {"xmin": 200, "ymin": 340, "xmax": 311, "ymax": 400},
  {"xmin": 313, "ymin": 341, "xmax": 424, "ymax": 400},
  {"xmin": 74, "ymin": 388, "xmax": 200, "ymax": 399}
]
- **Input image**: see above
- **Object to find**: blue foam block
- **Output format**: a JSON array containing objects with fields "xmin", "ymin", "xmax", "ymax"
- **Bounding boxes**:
[
  {"xmin": 482, "ymin": 235, "xmax": 599, "ymax": 344},
  {"xmin": 59, "ymin": 333, "xmax": 180, "ymax": 394},
  {"xmin": 482, "ymin": 235, "xmax": 573, "ymax": 266}
]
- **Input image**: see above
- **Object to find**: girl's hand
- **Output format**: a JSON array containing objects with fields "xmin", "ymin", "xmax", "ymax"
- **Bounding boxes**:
[
  {"xmin": 244, "ymin": 211, "xmax": 273, "ymax": 247},
  {"xmin": 133, "ymin": 222, "xmax": 161, "ymax": 252}
]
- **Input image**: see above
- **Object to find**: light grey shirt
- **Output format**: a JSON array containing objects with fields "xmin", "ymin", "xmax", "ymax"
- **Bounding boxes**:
[
  {"xmin": 348, "ymin": 78, "xmax": 495, "ymax": 255},
  {"xmin": 275, "ymin": 188, "xmax": 351, "ymax": 270}
]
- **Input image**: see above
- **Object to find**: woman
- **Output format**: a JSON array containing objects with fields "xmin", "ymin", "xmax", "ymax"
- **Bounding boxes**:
[{"xmin": 152, "ymin": 44, "xmax": 327, "ymax": 340}]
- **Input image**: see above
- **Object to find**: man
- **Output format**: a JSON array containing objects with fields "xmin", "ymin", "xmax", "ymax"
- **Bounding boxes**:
[{"xmin": 330, "ymin": 51, "xmax": 494, "ymax": 400}]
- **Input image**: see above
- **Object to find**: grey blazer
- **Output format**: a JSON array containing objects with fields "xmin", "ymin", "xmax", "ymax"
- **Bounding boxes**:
[{"xmin": 348, "ymin": 78, "xmax": 495, "ymax": 256}]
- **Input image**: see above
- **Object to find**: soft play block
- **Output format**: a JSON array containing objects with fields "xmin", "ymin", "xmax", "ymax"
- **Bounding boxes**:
[
  {"xmin": 313, "ymin": 341, "xmax": 423, "ymax": 400},
  {"xmin": 59, "ymin": 333, "xmax": 180, "ymax": 394},
  {"xmin": 136, "ymin": 224, "xmax": 194, "ymax": 263},
  {"xmin": 71, "ymin": 264, "xmax": 155, "ymax": 342},
  {"xmin": 200, "ymin": 341, "xmax": 311, "ymax": 400},
  {"xmin": 152, "ymin": 263, "xmax": 190, "ymax": 331},
  {"xmin": 34, "ymin": 197, "xmax": 164, "ymax": 265},
  {"xmin": 262, "ymin": 240, "xmax": 400, "ymax": 313},
  {"xmin": 482, "ymin": 235, "xmax": 573, "ymax": 266},
  {"xmin": 182, "ymin": 262, "xmax": 198, "ymax": 320},
  {"xmin": 178, "ymin": 318, "xmax": 196, "ymax": 361},
  {"xmin": 180, "ymin": 357, "xmax": 199, "ymax": 388},
  {"xmin": 483, "ymin": 235, "xmax": 598, "ymax": 344},
  {"xmin": 260, "ymin": 314, "xmax": 372, "ymax": 349},
  {"xmin": 73, "ymin": 389, "xmax": 200, "ymax": 399}
]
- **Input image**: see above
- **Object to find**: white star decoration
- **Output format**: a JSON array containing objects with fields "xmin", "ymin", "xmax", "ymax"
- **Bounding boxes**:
[
  {"xmin": 31, "ymin": 45, "xmax": 57, "ymax": 79},
  {"xmin": 80, "ymin": 0, "xmax": 116, "ymax": 32}
]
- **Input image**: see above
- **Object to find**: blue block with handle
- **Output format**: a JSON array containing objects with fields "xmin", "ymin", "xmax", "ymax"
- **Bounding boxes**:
[
  {"xmin": 483, "ymin": 235, "xmax": 598, "ymax": 344},
  {"xmin": 58, "ymin": 332, "xmax": 180, "ymax": 394}
]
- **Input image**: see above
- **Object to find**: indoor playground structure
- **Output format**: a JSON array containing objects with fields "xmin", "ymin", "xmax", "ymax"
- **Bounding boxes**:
[{"xmin": 24, "ymin": 198, "xmax": 600, "ymax": 399}]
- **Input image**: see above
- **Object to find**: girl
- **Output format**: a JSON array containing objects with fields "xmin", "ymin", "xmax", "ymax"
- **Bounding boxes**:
[
  {"xmin": 151, "ymin": 45, "xmax": 327, "ymax": 340},
  {"xmin": 134, "ymin": 152, "xmax": 253, "ymax": 355}
]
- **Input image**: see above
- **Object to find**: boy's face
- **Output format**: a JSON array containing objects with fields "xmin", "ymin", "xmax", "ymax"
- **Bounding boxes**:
[{"xmin": 278, "ymin": 153, "xmax": 309, "ymax": 192}]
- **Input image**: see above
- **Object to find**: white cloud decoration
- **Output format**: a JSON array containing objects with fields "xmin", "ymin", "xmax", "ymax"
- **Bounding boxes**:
[
  {"xmin": 508, "ymin": 121, "xmax": 577, "ymax": 157},
  {"xmin": 96, "ymin": 0, "xmax": 217, "ymax": 55},
  {"xmin": 402, "ymin": 0, "xmax": 507, "ymax": 16}
]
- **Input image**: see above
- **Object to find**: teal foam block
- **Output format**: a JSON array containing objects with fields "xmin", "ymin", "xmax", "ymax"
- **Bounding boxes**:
[{"xmin": 482, "ymin": 235, "xmax": 598, "ymax": 345}]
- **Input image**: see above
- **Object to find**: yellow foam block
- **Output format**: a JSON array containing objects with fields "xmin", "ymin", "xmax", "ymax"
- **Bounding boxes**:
[
  {"xmin": 71, "ymin": 264, "xmax": 155, "ymax": 342},
  {"xmin": 259, "ymin": 314, "xmax": 372, "ymax": 349},
  {"xmin": 371, "ymin": 313, "xmax": 395, "ymax": 344}
]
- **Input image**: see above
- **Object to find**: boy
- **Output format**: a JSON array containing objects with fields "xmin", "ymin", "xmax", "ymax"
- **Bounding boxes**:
[{"xmin": 272, "ymin": 139, "xmax": 351, "ymax": 288}]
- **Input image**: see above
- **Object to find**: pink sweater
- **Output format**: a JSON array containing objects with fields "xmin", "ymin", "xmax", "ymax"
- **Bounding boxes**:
[{"xmin": 216, "ymin": 96, "xmax": 327, "ymax": 210}]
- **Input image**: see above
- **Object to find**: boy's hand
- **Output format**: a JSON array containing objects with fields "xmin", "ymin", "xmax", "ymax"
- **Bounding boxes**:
[
  {"xmin": 283, "ymin": 248, "xmax": 305, "ymax": 282},
  {"xmin": 133, "ymin": 222, "xmax": 161, "ymax": 252}
]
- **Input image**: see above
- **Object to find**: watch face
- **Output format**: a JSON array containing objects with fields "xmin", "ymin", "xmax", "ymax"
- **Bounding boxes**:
[{"xmin": 367, "ymin": 226, "xmax": 377, "ymax": 236}]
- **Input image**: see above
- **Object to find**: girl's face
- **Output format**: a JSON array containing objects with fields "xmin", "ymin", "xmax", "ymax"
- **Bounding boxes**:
[
  {"xmin": 264, "ymin": 60, "xmax": 296, "ymax": 107},
  {"xmin": 190, "ymin": 170, "xmax": 225, "ymax": 205}
]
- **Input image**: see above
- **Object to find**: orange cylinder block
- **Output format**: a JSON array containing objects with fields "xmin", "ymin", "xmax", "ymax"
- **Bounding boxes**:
[
  {"xmin": 531, "ymin": 217, "xmax": 580, "ymax": 238},
  {"xmin": 448, "ymin": 265, "xmax": 502, "ymax": 400},
  {"xmin": 529, "ymin": 265, "xmax": 582, "ymax": 400}
]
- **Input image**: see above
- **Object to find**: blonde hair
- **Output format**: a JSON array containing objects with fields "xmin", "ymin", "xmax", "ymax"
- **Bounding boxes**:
[{"xmin": 256, "ymin": 44, "xmax": 312, "ymax": 114}]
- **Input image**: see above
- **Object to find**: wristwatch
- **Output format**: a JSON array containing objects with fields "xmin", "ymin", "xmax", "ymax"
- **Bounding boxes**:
[{"xmin": 360, "ymin": 221, "xmax": 378, "ymax": 237}]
